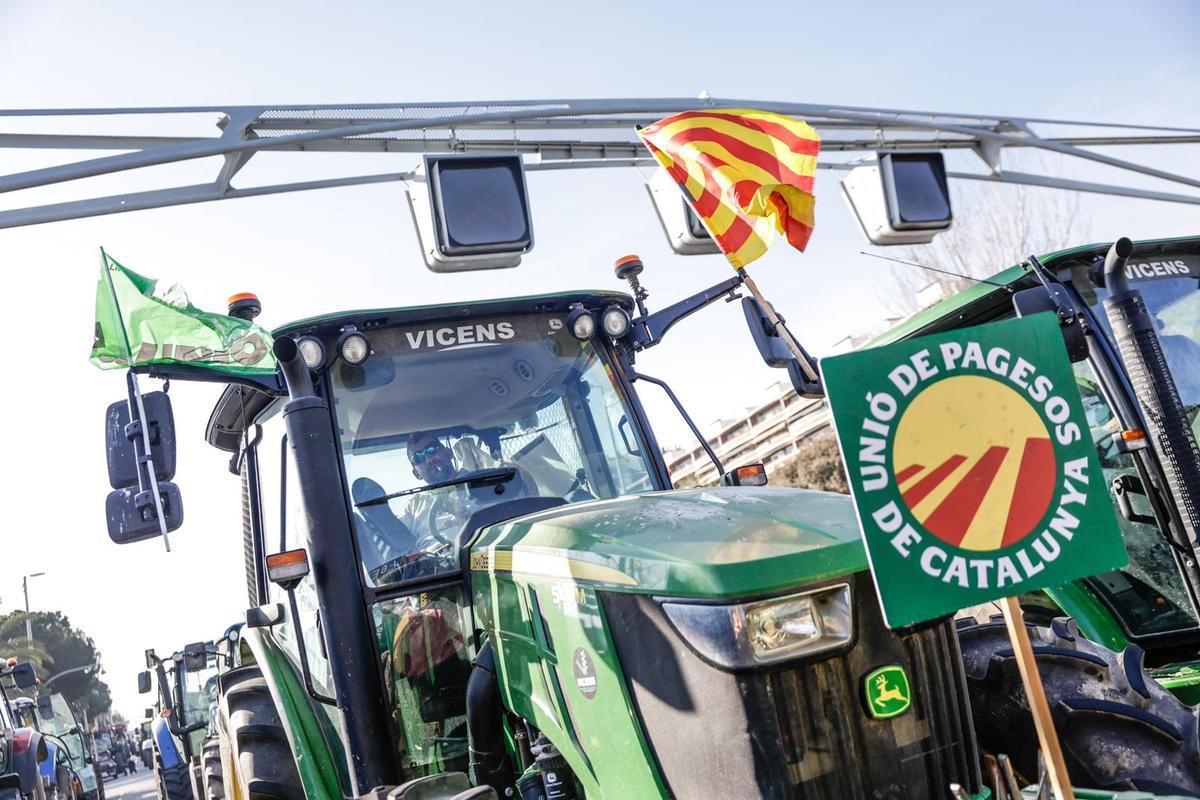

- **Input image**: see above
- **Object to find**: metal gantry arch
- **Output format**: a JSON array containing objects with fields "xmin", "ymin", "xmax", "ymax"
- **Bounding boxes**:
[{"xmin": 0, "ymin": 97, "xmax": 1197, "ymax": 228}]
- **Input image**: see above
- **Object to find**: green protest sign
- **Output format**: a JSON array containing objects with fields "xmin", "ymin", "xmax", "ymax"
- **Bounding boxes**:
[{"xmin": 822, "ymin": 313, "xmax": 1127, "ymax": 628}]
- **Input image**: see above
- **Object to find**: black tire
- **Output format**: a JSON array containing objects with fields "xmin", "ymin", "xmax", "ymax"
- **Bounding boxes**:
[
  {"xmin": 200, "ymin": 737, "xmax": 224, "ymax": 800},
  {"xmin": 958, "ymin": 616, "xmax": 1200, "ymax": 795},
  {"xmin": 218, "ymin": 666, "xmax": 302, "ymax": 800},
  {"xmin": 153, "ymin": 748, "xmax": 194, "ymax": 800}
]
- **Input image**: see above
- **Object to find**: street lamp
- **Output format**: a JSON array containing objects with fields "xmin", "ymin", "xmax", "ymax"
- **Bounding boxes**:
[{"xmin": 22, "ymin": 572, "xmax": 45, "ymax": 641}]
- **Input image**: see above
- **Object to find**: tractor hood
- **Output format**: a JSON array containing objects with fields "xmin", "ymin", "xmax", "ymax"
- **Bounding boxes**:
[{"xmin": 470, "ymin": 486, "xmax": 867, "ymax": 598}]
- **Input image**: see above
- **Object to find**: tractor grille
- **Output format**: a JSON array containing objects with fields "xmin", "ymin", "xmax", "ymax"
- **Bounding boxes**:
[{"xmin": 601, "ymin": 575, "xmax": 980, "ymax": 800}]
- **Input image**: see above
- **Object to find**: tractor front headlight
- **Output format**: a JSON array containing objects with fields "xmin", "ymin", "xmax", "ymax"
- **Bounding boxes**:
[{"xmin": 662, "ymin": 583, "xmax": 852, "ymax": 668}]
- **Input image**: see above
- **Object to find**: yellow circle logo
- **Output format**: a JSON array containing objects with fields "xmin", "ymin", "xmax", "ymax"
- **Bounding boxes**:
[{"xmin": 893, "ymin": 375, "xmax": 1057, "ymax": 551}]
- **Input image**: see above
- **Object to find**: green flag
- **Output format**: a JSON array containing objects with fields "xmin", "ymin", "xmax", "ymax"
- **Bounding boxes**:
[{"xmin": 90, "ymin": 250, "xmax": 275, "ymax": 377}]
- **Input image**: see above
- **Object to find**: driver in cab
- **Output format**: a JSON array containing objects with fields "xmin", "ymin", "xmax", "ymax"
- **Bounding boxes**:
[
  {"xmin": 401, "ymin": 429, "xmax": 541, "ymax": 542},
  {"xmin": 351, "ymin": 430, "xmax": 537, "ymax": 581}
]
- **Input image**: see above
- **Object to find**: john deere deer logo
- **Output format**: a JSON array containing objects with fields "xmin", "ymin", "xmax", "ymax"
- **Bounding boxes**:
[{"xmin": 864, "ymin": 665, "xmax": 911, "ymax": 719}]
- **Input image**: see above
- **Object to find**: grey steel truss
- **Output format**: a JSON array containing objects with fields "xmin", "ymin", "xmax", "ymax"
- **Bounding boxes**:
[{"xmin": 0, "ymin": 97, "xmax": 1197, "ymax": 228}]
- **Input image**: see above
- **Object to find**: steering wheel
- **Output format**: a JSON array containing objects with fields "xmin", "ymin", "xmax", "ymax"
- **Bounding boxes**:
[{"xmin": 368, "ymin": 544, "xmax": 455, "ymax": 584}]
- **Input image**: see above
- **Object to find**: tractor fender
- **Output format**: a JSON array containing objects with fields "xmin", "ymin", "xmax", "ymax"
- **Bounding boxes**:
[
  {"xmin": 10, "ymin": 727, "xmax": 47, "ymax": 796},
  {"xmin": 152, "ymin": 716, "xmax": 184, "ymax": 770},
  {"xmin": 37, "ymin": 739, "xmax": 57, "ymax": 785}
]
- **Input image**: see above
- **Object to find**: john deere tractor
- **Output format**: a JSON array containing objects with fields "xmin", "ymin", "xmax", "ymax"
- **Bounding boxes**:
[
  {"xmin": 100, "ymin": 242, "xmax": 1200, "ymax": 799},
  {"xmin": 883, "ymin": 234, "xmax": 1200, "ymax": 792}
]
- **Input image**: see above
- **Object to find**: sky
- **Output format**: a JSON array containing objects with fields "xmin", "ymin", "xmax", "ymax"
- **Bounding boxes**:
[{"xmin": 0, "ymin": 0, "xmax": 1197, "ymax": 721}]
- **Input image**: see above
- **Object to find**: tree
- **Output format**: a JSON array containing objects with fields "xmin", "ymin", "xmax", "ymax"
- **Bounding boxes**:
[
  {"xmin": 0, "ymin": 613, "xmax": 51, "ymax": 669},
  {"xmin": 0, "ymin": 610, "xmax": 111, "ymax": 718},
  {"xmin": 772, "ymin": 434, "xmax": 849, "ymax": 494},
  {"xmin": 877, "ymin": 177, "xmax": 1090, "ymax": 318}
]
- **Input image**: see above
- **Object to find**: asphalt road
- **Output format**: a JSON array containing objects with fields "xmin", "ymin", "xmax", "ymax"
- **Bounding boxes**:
[{"xmin": 102, "ymin": 769, "xmax": 157, "ymax": 800}]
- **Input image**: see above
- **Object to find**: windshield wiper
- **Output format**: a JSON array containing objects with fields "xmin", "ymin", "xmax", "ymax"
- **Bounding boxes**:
[{"xmin": 354, "ymin": 466, "xmax": 517, "ymax": 508}]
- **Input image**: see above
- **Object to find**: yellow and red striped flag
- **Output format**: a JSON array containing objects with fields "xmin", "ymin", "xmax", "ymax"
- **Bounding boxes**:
[{"xmin": 637, "ymin": 109, "xmax": 820, "ymax": 268}]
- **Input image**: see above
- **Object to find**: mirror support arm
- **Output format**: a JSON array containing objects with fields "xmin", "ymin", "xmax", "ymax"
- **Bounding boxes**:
[
  {"xmin": 633, "ymin": 371, "xmax": 724, "ymax": 478},
  {"xmin": 284, "ymin": 587, "xmax": 336, "ymax": 706},
  {"xmin": 630, "ymin": 275, "xmax": 744, "ymax": 350}
]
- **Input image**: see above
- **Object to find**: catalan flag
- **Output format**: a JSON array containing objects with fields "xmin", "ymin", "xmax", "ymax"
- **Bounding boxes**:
[{"xmin": 637, "ymin": 109, "xmax": 820, "ymax": 268}]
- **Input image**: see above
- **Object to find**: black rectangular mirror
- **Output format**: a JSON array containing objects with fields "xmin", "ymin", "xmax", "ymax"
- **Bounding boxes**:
[
  {"xmin": 137, "ymin": 671, "xmax": 151, "ymax": 694},
  {"xmin": 1012, "ymin": 285, "xmax": 1089, "ymax": 363},
  {"xmin": 742, "ymin": 296, "xmax": 823, "ymax": 398},
  {"xmin": 36, "ymin": 694, "xmax": 53, "ymax": 720},
  {"xmin": 106, "ymin": 391, "xmax": 177, "ymax": 490},
  {"xmin": 245, "ymin": 603, "xmax": 285, "ymax": 629},
  {"xmin": 10, "ymin": 662, "xmax": 36, "ymax": 690},
  {"xmin": 742, "ymin": 297, "xmax": 792, "ymax": 368},
  {"xmin": 106, "ymin": 482, "xmax": 184, "ymax": 544},
  {"xmin": 182, "ymin": 642, "xmax": 209, "ymax": 672}
]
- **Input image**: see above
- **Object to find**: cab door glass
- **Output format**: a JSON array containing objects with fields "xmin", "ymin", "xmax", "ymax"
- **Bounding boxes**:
[
  {"xmin": 1074, "ymin": 361, "xmax": 1199, "ymax": 635},
  {"xmin": 373, "ymin": 585, "xmax": 472, "ymax": 777}
]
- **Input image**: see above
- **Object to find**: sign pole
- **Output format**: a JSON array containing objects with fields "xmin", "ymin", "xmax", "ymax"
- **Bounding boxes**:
[{"xmin": 999, "ymin": 596, "xmax": 1075, "ymax": 800}]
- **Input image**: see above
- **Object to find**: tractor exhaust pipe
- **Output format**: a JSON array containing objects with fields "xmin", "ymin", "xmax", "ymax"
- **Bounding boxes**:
[
  {"xmin": 271, "ymin": 335, "xmax": 399, "ymax": 793},
  {"xmin": 1098, "ymin": 237, "xmax": 1200, "ymax": 551}
]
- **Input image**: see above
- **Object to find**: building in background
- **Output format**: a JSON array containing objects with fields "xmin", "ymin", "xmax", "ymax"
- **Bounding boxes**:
[
  {"xmin": 667, "ymin": 312, "xmax": 913, "ymax": 488},
  {"xmin": 666, "ymin": 380, "xmax": 832, "ymax": 487}
]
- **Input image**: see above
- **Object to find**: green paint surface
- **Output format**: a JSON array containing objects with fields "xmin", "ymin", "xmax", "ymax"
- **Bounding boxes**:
[
  {"xmin": 473, "ymin": 485, "xmax": 868, "ymax": 597},
  {"xmin": 243, "ymin": 627, "xmax": 347, "ymax": 800}
]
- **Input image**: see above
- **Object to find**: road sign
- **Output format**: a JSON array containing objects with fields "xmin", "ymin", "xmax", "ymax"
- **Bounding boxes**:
[{"xmin": 822, "ymin": 312, "xmax": 1127, "ymax": 628}]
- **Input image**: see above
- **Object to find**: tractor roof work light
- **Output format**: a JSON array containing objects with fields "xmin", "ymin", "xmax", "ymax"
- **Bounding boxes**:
[
  {"xmin": 407, "ymin": 153, "xmax": 534, "ymax": 273},
  {"xmin": 840, "ymin": 152, "xmax": 953, "ymax": 246},
  {"xmin": 645, "ymin": 167, "xmax": 721, "ymax": 256},
  {"xmin": 568, "ymin": 306, "xmax": 596, "ymax": 340},
  {"xmin": 338, "ymin": 328, "xmax": 370, "ymax": 365},
  {"xmin": 296, "ymin": 336, "xmax": 325, "ymax": 370},
  {"xmin": 600, "ymin": 305, "xmax": 631, "ymax": 338}
]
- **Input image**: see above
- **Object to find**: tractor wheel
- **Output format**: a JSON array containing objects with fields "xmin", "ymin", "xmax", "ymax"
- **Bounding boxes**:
[
  {"xmin": 957, "ymin": 616, "xmax": 1200, "ymax": 795},
  {"xmin": 200, "ymin": 737, "xmax": 224, "ymax": 800},
  {"xmin": 152, "ymin": 749, "xmax": 194, "ymax": 800},
  {"xmin": 218, "ymin": 665, "xmax": 302, "ymax": 800}
]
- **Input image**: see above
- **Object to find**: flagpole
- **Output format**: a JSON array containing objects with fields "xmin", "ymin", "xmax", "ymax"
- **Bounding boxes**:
[
  {"xmin": 736, "ymin": 268, "xmax": 820, "ymax": 383},
  {"xmin": 102, "ymin": 249, "xmax": 171, "ymax": 552}
]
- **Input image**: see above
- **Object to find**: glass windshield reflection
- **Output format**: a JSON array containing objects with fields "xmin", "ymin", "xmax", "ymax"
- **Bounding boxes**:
[{"xmin": 332, "ymin": 311, "xmax": 655, "ymax": 587}]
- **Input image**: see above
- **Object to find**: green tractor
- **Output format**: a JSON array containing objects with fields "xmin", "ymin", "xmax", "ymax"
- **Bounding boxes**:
[
  {"xmin": 101, "ymin": 242, "xmax": 1200, "ymax": 799},
  {"xmin": 882, "ymin": 234, "xmax": 1200, "ymax": 791}
]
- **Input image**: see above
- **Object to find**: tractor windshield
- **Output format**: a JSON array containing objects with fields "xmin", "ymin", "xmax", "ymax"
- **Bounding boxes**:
[
  {"xmin": 1071, "ymin": 264, "xmax": 1200, "ymax": 429},
  {"xmin": 38, "ymin": 694, "xmax": 86, "ymax": 760},
  {"xmin": 330, "ymin": 311, "xmax": 656, "ymax": 587}
]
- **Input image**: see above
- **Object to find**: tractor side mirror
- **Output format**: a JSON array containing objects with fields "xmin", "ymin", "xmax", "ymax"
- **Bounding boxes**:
[
  {"xmin": 36, "ymin": 695, "xmax": 53, "ymax": 720},
  {"xmin": 106, "ymin": 482, "xmax": 184, "ymax": 544},
  {"xmin": 1012, "ymin": 286, "xmax": 1089, "ymax": 363},
  {"xmin": 182, "ymin": 643, "xmax": 208, "ymax": 672},
  {"xmin": 742, "ymin": 297, "xmax": 823, "ymax": 398},
  {"xmin": 10, "ymin": 662, "xmax": 36, "ymax": 689},
  {"xmin": 245, "ymin": 603, "xmax": 286, "ymax": 630},
  {"xmin": 137, "ymin": 671, "xmax": 151, "ymax": 695},
  {"xmin": 105, "ymin": 390, "xmax": 184, "ymax": 545},
  {"xmin": 105, "ymin": 392, "xmax": 177, "ymax": 488}
]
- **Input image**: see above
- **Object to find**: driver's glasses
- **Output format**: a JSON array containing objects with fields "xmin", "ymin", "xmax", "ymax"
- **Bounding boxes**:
[{"xmin": 410, "ymin": 442, "xmax": 446, "ymax": 465}]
